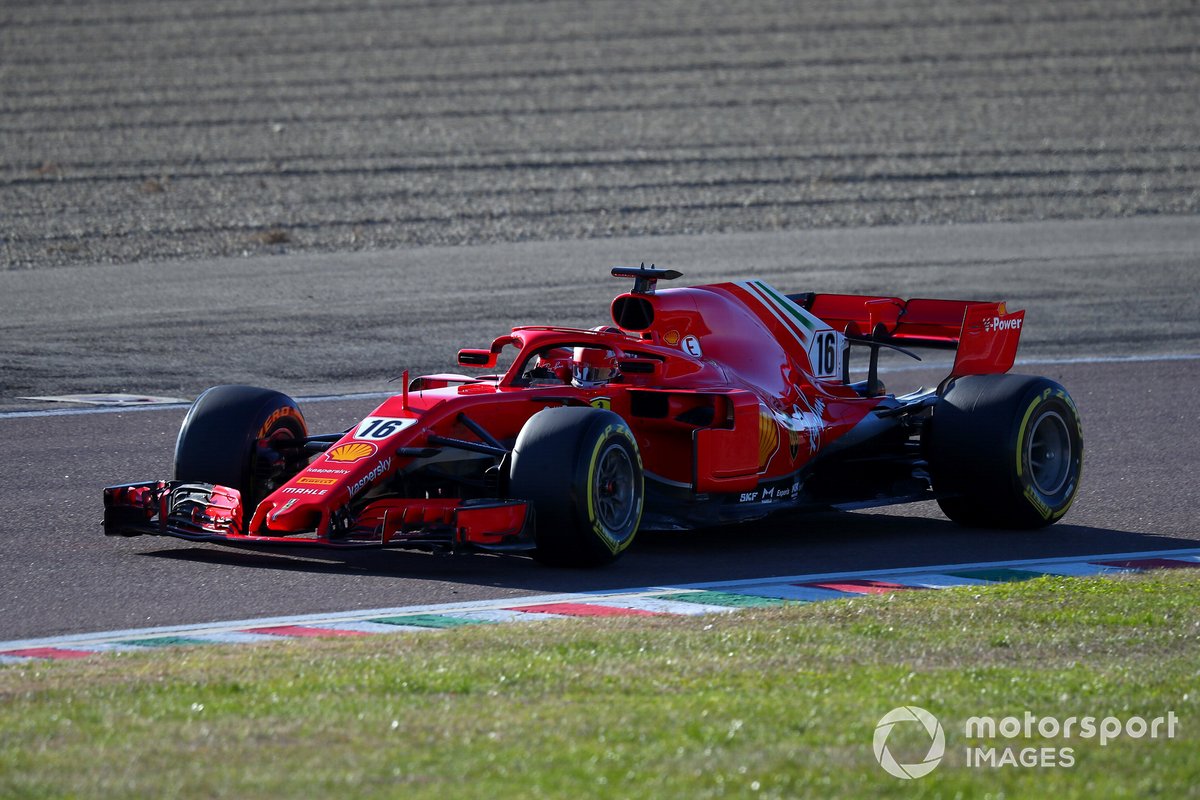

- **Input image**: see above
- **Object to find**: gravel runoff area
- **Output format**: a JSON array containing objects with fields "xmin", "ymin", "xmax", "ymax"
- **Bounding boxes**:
[{"xmin": 2, "ymin": 0, "xmax": 1198, "ymax": 270}]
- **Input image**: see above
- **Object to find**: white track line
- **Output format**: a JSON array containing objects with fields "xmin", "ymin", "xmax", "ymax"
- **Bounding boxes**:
[
  {"xmin": 3, "ymin": 546, "xmax": 1197, "ymax": 654},
  {"xmin": 2, "ymin": 352, "xmax": 1195, "ymax": 421},
  {"xmin": 879, "ymin": 352, "xmax": 1200, "ymax": 374},
  {"xmin": 651, "ymin": 547, "xmax": 1200, "ymax": 592},
  {"xmin": 0, "ymin": 390, "xmax": 393, "ymax": 420}
]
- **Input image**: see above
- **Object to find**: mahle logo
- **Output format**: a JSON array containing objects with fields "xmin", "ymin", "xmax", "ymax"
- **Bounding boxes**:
[{"xmin": 873, "ymin": 706, "xmax": 945, "ymax": 779}]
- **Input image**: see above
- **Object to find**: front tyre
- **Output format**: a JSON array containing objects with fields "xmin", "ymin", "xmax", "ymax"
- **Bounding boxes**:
[
  {"xmin": 509, "ymin": 407, "xmax": 644, "ymax": 567},
  {"xmin": 928, "ymin": 374, "xmax": 1083, "ymax": 529},
  {"xmin": 174, "ymin": 385, "xmax": 308, "ymax": 526}
]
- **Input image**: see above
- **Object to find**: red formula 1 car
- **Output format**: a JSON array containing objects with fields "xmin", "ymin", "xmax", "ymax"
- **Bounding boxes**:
[{"xmin": 104, "ymin": 267, "xmax": 1083, "ymax": 566}]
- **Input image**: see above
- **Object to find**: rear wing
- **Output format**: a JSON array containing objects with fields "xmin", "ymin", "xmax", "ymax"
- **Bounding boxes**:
[{"xmin": 792, "ymin": 293, "xmax": 1025, "ymax": 378}]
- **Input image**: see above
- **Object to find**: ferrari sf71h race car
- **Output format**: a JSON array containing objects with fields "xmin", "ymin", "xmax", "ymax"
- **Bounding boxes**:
[{"xmin": 104, "ymin": 266, "xmax": 1083, "ymax": 566}]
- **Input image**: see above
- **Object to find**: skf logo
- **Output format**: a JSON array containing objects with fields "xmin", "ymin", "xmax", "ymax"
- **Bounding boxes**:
[{"xmin": 326, "ymin": 442, "xmax": 378, "ymax": 463}]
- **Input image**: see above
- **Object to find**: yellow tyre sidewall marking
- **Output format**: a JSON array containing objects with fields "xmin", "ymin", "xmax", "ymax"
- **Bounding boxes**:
[
  {"xmin": 1015, "ymin": 389, "xmax": 1051, "ymax": 479},
  {"xmin": 585, "ymin": 425, "xmax": 644, "ymax": 554},
  {"xmin": 1015, "ymin": 388, "xmax": 1080, "ymax": 521}
]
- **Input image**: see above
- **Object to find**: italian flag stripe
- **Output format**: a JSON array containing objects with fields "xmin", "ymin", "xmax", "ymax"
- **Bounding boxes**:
[
  {"xmin": 752, "ymin": 281, "xmax": 819, "ymax": 332},
  {"xmin": 738, "ymin": 281, "xmax": 811, "ymax": 347}
]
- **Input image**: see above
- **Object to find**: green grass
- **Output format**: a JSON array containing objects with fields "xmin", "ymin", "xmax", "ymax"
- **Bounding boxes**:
[{"xmin": 3, "ymin": 571, "xmax": 1199, "ymax": 798}]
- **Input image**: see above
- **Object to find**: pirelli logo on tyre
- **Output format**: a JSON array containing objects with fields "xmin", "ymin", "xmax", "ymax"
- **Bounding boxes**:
[
  {"xmin": 257, "ymin": 406, "xmax": 304, "ymax": 439},
  {"xmin": 586, "ymin": 424, "xmax": 643, "ymax": 555}
]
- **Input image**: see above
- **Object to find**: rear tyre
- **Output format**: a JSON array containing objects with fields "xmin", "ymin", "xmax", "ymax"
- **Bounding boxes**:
[
  {"xmin": 928, "ymin": 374, "xmax": 1082, "ymax": 529},
  {"xmin": 174, "ymin": 385, "xmax": 308, "ymax": 526},
  {"xmin": 509, "ymin": 407, "xmax": 644, "ymax": 567}
]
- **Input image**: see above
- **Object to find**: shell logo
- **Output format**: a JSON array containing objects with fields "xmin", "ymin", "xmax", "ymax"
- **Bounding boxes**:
[
  {"xmin": 758, "ymin": 411, "xmax": 779, "ymax": 468},
  {"xmin": 326, "ymin": 442, "xmax": 378, "ymax": 463},
  {"xmin": 663, "ymin": 330, "xmax": 681, "ymax": 346}
]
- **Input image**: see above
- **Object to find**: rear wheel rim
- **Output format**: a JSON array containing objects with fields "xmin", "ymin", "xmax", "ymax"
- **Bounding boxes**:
[
  {"xmin": 1027, "ymin": 410, "xmax": 1072, "ymax": 496},
  {"xmin": 594, "ymin": 442, "xmax": 636, "ymax": 532}
]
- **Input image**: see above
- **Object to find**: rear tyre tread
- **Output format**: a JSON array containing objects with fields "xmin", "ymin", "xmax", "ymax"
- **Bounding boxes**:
[{"xmin": 929, "ymin": 374, "xmax": 1083, "ymax": 530}]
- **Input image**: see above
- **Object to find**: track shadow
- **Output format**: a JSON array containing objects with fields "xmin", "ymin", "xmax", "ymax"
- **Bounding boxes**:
[{"xmin": 139, "ymin": 509, "xmax": 1196, "ymax": 595}]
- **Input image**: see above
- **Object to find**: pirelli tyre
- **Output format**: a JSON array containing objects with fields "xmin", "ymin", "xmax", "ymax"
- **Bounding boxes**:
[
  {"xmin": 509, "ymin": 407, "xmax": 644, "ymax": 567},
  {"xmin": 928, "ymin": 374, "xmax": 1083, "ymax": 529},
  {"xmin": 174, "ymin": 385, "xmax": 308, "ymax": 526}
]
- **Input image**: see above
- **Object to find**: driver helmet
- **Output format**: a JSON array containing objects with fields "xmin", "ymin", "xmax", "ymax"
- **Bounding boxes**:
[
  {"xmin": 571, "ymin": 347, "xmax": 617, "ymax": 388},
  {"xmin": 533, "ymin": 347, "xmax": 573, "ymax": 383}
]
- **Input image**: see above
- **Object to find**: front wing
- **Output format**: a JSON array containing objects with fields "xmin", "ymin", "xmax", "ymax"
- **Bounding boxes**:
[{"xmin": 103, "ymin": 481, "xmax": 533, "ymax": 553}]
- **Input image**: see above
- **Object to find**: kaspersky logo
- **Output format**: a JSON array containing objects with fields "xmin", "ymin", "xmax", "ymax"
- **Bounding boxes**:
[{"xmin": 873, "ymin": 706, "xmax": 946, "ymax": 779}]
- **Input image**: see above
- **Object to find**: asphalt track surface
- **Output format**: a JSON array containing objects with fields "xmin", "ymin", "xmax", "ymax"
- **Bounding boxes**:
[
  {"xmin": 1, "ymin": 0, "xmax": 1198, "ymax": 640},
  {"xmin": 1, "ymin": 216, "xmax": 1198, "ymax": 640}
]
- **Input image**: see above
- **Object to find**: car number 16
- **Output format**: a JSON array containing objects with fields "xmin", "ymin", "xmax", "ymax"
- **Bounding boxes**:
[
  {"xmin": 809, "ymin": 331, "xmax": 842, "ymax": 379},
  {"xmin": 354, "ymin": 417, "xmax": 418, "ymax": 441}
]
